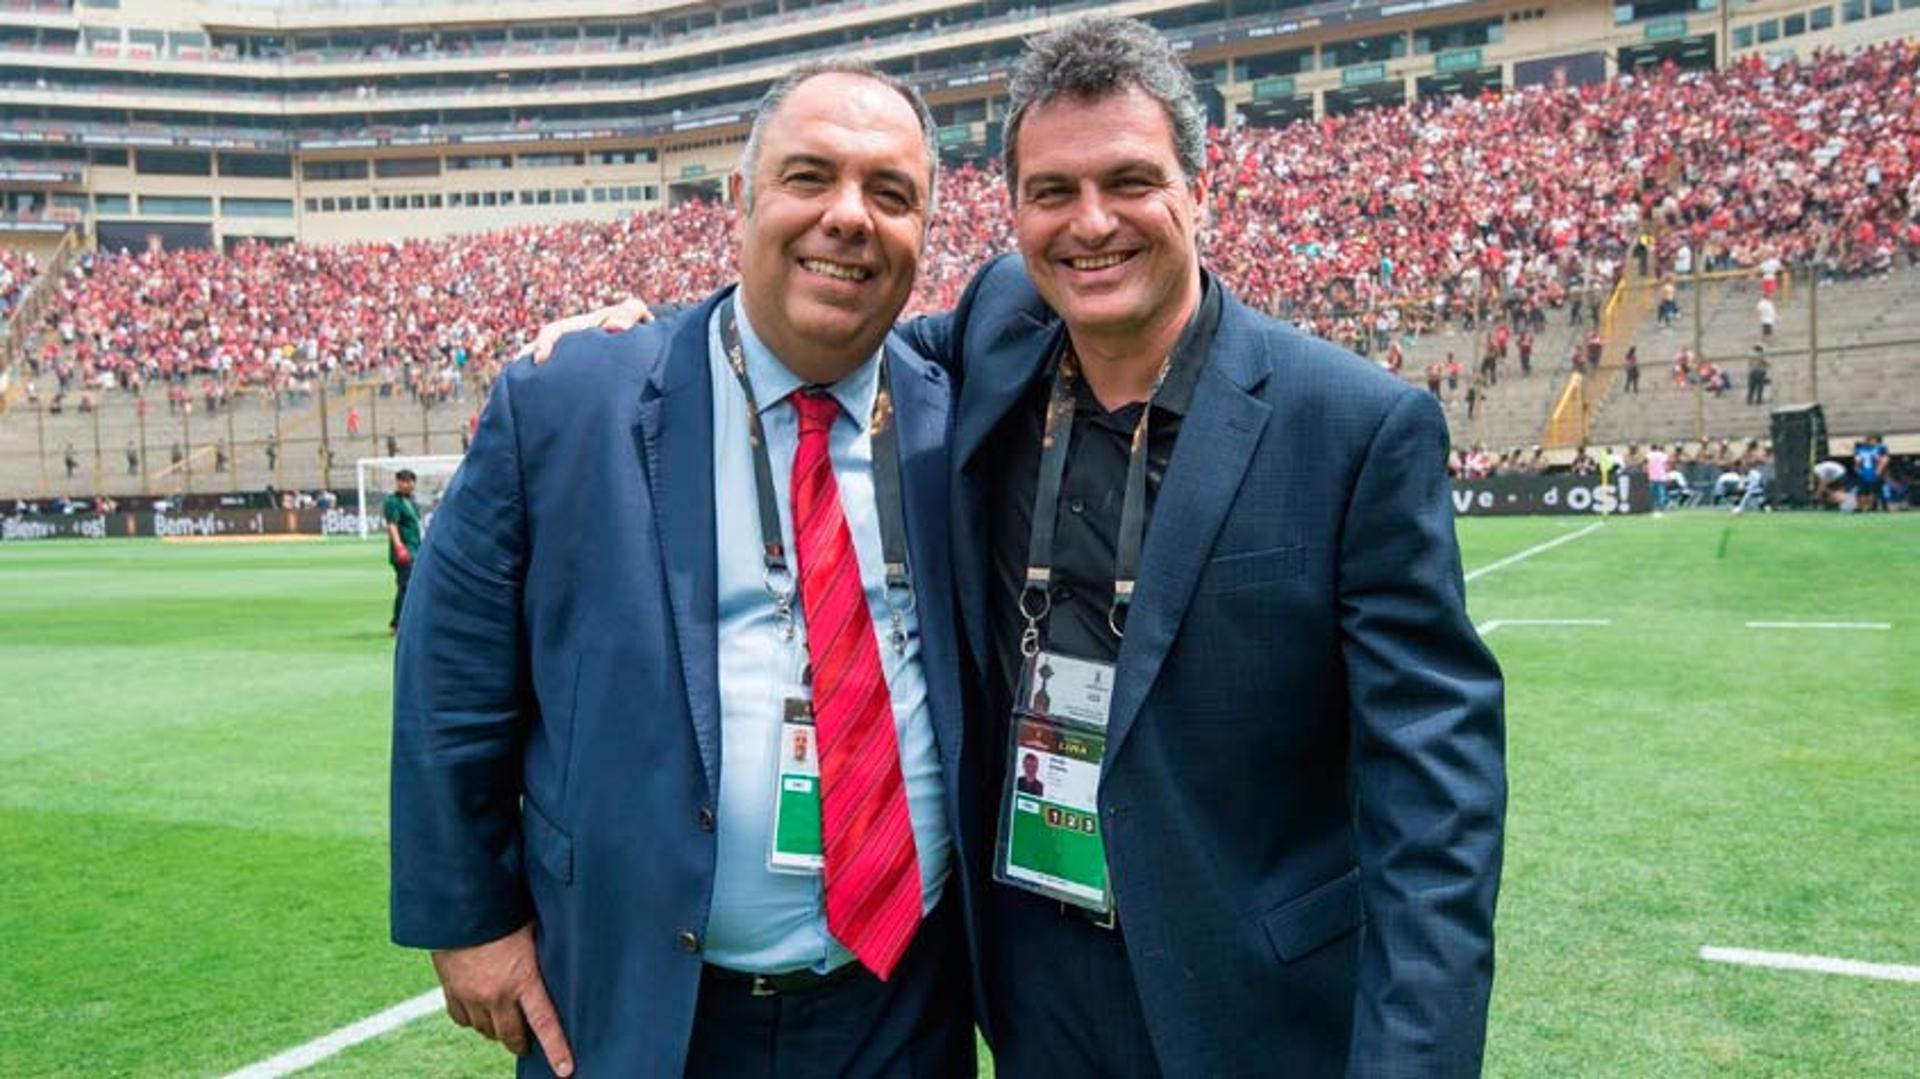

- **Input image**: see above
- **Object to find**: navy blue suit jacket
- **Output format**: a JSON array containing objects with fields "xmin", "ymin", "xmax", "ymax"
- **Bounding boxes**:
[
  {"xmin": 901, "ymin": 256, "xmax": 1506, "ymax": 1078},
  {"xmin": 391, "ymin": 286, "xmax": 986, "ymax": 1076}
]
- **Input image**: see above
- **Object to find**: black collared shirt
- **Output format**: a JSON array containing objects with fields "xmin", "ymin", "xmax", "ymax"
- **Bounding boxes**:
[{"xmin": 982, "ymin": 276, "xmax": 1223, "ymax": 716}]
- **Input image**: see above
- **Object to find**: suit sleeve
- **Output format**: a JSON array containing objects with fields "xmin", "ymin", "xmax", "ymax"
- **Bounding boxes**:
[
  {"xmin": 390, "ymin": 371, "xmax": 535, "ymax": 950},
  {"xmin": 894, "ymin": 312, "xmax": 959, "ymax": 377},
  {"xmin": 1337, "ymin": 389, "xmax": 1506, "ymax": 1078},
  {"xmin": 894, "ymin": 253, "xmax": 1028, "ymax": 382}
]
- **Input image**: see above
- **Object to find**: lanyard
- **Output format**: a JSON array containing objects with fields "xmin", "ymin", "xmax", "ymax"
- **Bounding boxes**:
[
  {"xmin": 1017, "ymin": 346, "xmax": 1170, "ymax": 657},
  {"xmin": 719, "ymin": 298, "xmax": 915, "ymax": 654},
  {"xmin": 1017, "ymin": 284, "xmax": 1218, "ymax": 657}
]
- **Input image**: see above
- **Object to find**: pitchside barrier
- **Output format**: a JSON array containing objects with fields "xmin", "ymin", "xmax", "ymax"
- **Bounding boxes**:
[
  {"xmin": 1, "ymin": 474, "xmax": 1648, "ymax": 544},
  {"xmin": 1451, "ymin": 474, "xmax": 1648, "ymax": 517},
  {"xmin": 0, "ymin": 505, "xmax": 371, "ymax": 542}
]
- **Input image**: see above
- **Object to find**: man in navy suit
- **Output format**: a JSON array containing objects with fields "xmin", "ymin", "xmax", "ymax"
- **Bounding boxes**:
[
  {"xmin": 535, "ymin": 18, "xmax": 1504, "ymax": 1077},
  {"xmin": 391, "ymin": 61, "xmax": 982, "ymax": 1077},
  {"xmin": 898, "ymin": 20, "xmax": 1506, "ymax": 1076}
]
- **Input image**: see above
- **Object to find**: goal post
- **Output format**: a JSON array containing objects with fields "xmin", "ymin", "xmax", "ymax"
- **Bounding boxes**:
[{"xmin": 355, "ymin": 454, "xmax": 465, "ymax": 539}]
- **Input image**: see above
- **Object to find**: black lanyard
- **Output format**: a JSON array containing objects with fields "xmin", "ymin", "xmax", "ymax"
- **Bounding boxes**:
[
  {"xmin": 1017, "ymin": 285, "xmax": 1217, "ymax": 658},
  {"xmin": 719, "ymin": 298, "xmax": 914, "ymax": 653},
  {"xmin": 1017, "ymin": 351, "xmax": 1161, "ymax": 658}
]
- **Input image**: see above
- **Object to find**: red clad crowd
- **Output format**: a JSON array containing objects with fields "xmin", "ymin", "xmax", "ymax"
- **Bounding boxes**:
[
  {"xmin": 20, "ymin": 43, "xmax": 1919, "ymax": 405},
  {"xmin": 1200, "ymin": 43, "xmax": 1919, "ymax": 342},
  {"xmin": 33, "ymin": 200, "xmax": 736, "ymax": 404}
]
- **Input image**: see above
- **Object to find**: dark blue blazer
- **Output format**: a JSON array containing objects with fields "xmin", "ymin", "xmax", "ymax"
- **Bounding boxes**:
[
  {"xmin": 391, "ymin": 286, "xmax": 985, "ymax": 1076},
  {"xmin": 902, "ymin": 256, "xmax": 1506, "ymax": 1078}
]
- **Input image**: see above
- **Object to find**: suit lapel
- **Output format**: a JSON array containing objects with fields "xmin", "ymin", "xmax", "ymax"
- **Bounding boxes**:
[
  {"xmin": 637, "ymin": 290, "xmax": 727, "ymax": 797},
  {"xmin": 951, "ymin": 309, "xmax": 1059, "ymax": 675},
  {"xmin": 1103, "ymin": 303, "xmax": 1272, "ymax": 776},
  {"xmin": 885, "ymin": 340, "xmax": 964, "ymax": 776}
]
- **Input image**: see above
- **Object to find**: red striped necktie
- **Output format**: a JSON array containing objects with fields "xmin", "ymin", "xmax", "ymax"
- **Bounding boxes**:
[{"xmin": 788, "ymin": 389, "xmax": 921, "ymax": 980}]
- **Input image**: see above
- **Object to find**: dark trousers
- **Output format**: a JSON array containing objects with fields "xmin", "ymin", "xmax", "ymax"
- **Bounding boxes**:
[
  {"xmin": 984, "ymin": 885, "xmax": 1162, "ymax": 1079},
  {"xmin": 684, "ymin": 895, "xmax": 974, "ymax": 1079},
  {"xmin": 1626, "ymin": 366, "xmax": 1640, "ymax": 394},
  {"xmin": 391, "ymin": 561, "xmax": 411, "ymax": 629}
]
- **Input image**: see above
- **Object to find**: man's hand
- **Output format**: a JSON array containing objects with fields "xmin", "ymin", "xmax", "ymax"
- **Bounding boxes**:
[
  {"xmin": 527, "ymin": 297, "xmax": 654, "ymax": 364},
  {"xmin": 432, "ymin": 922, "xmax": 574, "ymax": 1077},
  {"xmin": 393, "ymin": 543, "xmax": 412, "ymax": 568}
]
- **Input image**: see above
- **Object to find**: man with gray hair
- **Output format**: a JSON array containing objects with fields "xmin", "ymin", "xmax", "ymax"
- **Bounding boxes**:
[
  {"xmin": 908, "ymin": 19, "xmax": 1505, "ymax": 1076},
  {"xmin": 536, "ymin": 16, "xmax": 1505, "ymax": 1077},
  {"xmin": 393, "ymin": 60, "xmax": 981, "ymax": 1076}
]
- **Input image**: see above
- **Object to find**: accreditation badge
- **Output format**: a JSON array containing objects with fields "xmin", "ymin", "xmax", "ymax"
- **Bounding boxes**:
[
  {"xmin": 768, "ymin": 693, "xmax": 824, "ymax": 874},
  {"xmin": 993, "ymin": 651, "xmax": 1115, "ymax": 913}
]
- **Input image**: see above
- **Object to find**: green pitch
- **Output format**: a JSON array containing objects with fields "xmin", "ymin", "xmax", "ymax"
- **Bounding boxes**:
[{"xmin": 2, "ymin": 515, "xmax": 1915, "ymax": 1077}]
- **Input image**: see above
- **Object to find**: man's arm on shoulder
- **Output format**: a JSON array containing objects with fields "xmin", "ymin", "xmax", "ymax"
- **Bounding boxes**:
[
  {"xmin": 892, "ymin": 253, "xmax": 1029, "ymax": 382},
  {"xmin": 526, "ymin": 299, "xmax": 687, "ymax": 363},
  {"xmin": 892, "ymin": 310, "xmax": 958, "ymax": 377},
  {"xmin": 1337, "ymin": 387, "xmax": 1506, "ymax": 1077},
  {"xmin": 391, "ymin": 368, "xmax": 534, "ymax": 950}
]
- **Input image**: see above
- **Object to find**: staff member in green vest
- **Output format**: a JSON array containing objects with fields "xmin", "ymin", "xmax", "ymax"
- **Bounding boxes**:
[{"xmin": 384, "ymin": 469, "xmax": 421, "ymax": 636}]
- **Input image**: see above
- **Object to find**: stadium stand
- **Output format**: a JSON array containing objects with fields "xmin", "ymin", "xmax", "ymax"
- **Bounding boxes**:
[{"xmin": 0, "ymin": 2, "xmax": 1916, "ymax": 497}]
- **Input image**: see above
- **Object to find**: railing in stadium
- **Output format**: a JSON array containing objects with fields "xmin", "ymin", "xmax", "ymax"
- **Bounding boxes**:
[{"xmin": 0, "ymin": 370, "xmax": 488, "ymax": 500}]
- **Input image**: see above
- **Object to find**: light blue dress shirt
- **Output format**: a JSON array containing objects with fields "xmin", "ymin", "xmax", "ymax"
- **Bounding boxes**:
[{"xmin": 703, "ymin": 299, "xmax": 951, "ymax": 974}]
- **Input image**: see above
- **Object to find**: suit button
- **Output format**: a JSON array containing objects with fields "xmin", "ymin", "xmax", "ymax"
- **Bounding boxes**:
[
  {"xmin": 1069, "ymin": 498, "xmax": 1086, "ymax": 514},
  {"xmin": 697, "ymin": 807, "xmax": 716, "ymax": 832},
  {"xmin": 677, "ymin": 930, "xmax": 701, "ymax": 953}
]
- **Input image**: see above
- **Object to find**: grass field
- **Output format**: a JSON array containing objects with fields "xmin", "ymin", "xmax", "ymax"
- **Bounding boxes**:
[{"xmin": 3, "ymin": 514, "xmax": 1916, "ymax": 1077}]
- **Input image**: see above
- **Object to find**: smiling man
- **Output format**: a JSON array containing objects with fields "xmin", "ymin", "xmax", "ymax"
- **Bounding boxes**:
[
  {"xmin": 391, "ymin": 61, "xmax": 982, "ymax": 1077},
  {"xmin": 891, "ymin": 20, "xmax": 1506, "ymax": 1076},
  {"xmin": 532, "ymin": 17, "xmax": 1505, "ymax": 1078}
]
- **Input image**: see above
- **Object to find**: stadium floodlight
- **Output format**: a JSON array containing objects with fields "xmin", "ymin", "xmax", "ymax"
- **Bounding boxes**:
[{"xmin": 355, "ymin": 455, "xmax": 464, "ymax": 539}]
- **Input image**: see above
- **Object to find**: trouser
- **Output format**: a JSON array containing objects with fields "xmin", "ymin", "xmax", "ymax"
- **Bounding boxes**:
[
  {"xmin": 391, "ymin": 561, "xmax": 411, "ymax": 629},
  {"xmin": 1652, "ymin": 482, "xmax": 1669, "ymax": 511},
  {"xmin": 1626, "ymin": 367, "xmax": 1640, "ymax": 393},
  {"xmin": 984, "ymin": 885, "xmax": 1163, "ymax": 1079},
  {"xmin": 1747, "ymin": 375, "xmax": 1766, "ymax": 405},
  {"xmin": 683, "ymin": 894, "xmax": 974, "ymax": 1078}
]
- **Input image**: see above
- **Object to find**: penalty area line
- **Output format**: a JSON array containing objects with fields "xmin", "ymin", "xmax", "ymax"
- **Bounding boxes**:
[
  {"xmin": 1700, "ymin": 947, "xmax": 1920, "ymax": 985},
  {"xmin": 221, "ymin": 989, "xmax": 445, "ymax": 1079},
  {"xmin": 1463, "ymin": 522, "xmax": 1605, "ymax": 584}
]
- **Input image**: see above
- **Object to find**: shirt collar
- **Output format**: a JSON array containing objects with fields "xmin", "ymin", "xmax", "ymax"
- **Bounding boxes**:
[{"xmin": 734, "ymin": 297, "xmax": 881, "ymax": 433}]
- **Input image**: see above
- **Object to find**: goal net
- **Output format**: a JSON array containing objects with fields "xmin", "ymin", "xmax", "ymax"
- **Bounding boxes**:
[{"xmin": 355, "ymin": 454, "xmax": 464, "ymax": 539}]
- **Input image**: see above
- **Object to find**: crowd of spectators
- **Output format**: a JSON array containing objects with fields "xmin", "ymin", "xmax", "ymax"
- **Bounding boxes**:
[
  {"xmin": 28, "ymin": 201, "xmax": 736, "ymax": 409},
  {"xmin": 1196, "ymin": 42, "xmax": 1920, "ymax": 352},
  {"xmin": 16, "ymin": 44, "xmax": 1918, "ymax": 441}
]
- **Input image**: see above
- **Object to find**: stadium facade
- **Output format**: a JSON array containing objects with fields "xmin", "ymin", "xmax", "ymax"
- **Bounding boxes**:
[{"xmin": 0, "ymin": 0, "xmax": 1915, "ymax": 254}]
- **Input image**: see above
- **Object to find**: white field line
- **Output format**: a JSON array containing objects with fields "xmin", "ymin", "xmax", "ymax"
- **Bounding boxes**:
[
  {"xmin": 1464, "ymin": 522, "xmax": 1606, "ymax": 584},
  {"xmin": 1745, "ymin": 621, "xmax": 1892, "ymax": 631},
  {"xmin": 221, "ymin": 989, "xmax": 444, "ymax": 1079},
  {"xmin": 1477, "ymin": 619, "xmax": 1612, "ymax": 636},
  {"xmin": 1700, "ymin": 947, "xmax": 1920, "ymax": 984}
]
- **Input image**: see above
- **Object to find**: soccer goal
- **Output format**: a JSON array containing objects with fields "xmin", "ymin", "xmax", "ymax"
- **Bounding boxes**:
[{"xmin": 355, "ymin": 454, "xmax": 464, "ymax": 539}]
